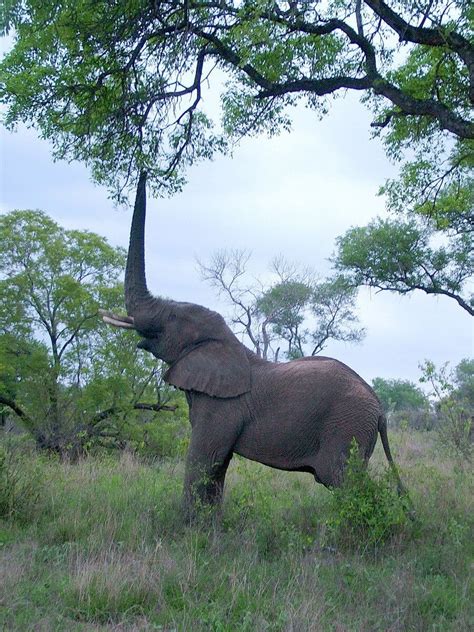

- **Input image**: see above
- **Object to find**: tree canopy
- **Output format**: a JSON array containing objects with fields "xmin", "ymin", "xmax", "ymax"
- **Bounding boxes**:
[
  {"xmin": 1, "ymin": 1, "xmax": 472, "ymax": 312},
  {"xmin": 334, "ymin": 218, "xmax": 473, "ymax": 315},
  {"xmin": 1, "ymin": 1, "xmax": 472, "ymax": 204},
  {"xmin": 372, "ymin": 376, "xmax": 428, "ymax": 413},
  {"xmin": 419, "ymin": 359, "xmax": 473, "ymax": 456},
  {"xmin": 454, "ymin": 358, "xmax": 474, "ymax": 407}
]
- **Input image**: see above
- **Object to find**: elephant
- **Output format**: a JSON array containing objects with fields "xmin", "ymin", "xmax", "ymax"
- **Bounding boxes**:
[{"xmin": 101, "ymin": 172, "xmax": 404, "ymax": 517}]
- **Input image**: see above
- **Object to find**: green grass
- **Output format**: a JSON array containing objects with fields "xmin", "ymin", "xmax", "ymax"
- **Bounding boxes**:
[{"xmin": 0, "ymin": 431, "xmax": 473, "ymax": 631}]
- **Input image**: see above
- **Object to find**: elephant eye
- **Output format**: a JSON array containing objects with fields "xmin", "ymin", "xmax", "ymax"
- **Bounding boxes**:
[{"xmin": 168, "ymin": 313, "xmax": 177, "ymax": 322}]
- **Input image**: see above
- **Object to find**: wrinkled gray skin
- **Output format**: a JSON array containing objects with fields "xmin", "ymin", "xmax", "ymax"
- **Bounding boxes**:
[{"xmin": 122, "ymin": 173, "xmax": 400, "ymax": 518}]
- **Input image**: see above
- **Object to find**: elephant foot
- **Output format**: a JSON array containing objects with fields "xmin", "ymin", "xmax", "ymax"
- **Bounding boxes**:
[{"xmin": 182, "ymin": 494, "xmax": 224, "ymax": 527}]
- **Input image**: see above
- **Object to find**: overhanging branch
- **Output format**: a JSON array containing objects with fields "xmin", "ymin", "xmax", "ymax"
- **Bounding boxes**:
[{"xmin": 193, "ymin": 16, "xmax": 473, "ymax": 139}]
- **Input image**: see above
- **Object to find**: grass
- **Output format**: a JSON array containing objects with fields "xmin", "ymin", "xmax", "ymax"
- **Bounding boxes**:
[{"xmin": 0, "ymin": 431, "xmax": 473, "ymax": 631}]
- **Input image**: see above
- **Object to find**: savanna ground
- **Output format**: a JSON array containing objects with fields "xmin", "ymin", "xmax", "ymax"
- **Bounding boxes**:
[{"xmin": 0, "ymin": 429, "xmax": 472, "ymax": 631}]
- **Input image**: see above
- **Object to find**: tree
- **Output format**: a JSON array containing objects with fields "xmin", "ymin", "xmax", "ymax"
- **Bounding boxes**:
[
  {"xmin": 334, "ymin": 218, "xmax": 473, "ymax": 315},
  {"xmin": 0, "ymin": 210, "xmax": 177, "ymax": 455},
  {"xmin": 372, "ymin": 376, "xmax": 428, "ymax": 414},
  {"xmin": 0, "ymin": 1, "xmax": 471, "ymax": 206},
  {"xmin": 198, "ymin": 250, "xmax": 364, "ymax": 360},
  {"xmin": 1, "ymin": 2, "xmax": 472, "ymax": 309},
  {"xmin": 0, "ymin": 333, "xmax": 49, "ymax": 432}
]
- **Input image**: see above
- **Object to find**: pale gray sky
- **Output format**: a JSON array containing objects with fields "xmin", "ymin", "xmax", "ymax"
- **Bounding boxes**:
[{"xmin": 1, "ymin": 92, "xmax": 472, "ymax": 385}]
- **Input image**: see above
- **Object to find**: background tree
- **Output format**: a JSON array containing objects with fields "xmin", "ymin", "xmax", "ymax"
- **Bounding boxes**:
[
  {"xmin": 372, "ymin": 377, "xmax": 429, "ymax": 414},
  {"xmin": 453, "ymin": 358, "xmax": 474, "ymax": 407},
  {"xmin": 0, "ymin": 210, "xmax": 180, "ymax": 455},
  {"xmin": 198, "ymin": 250, "xmax": 364, "ymax": 360},
  {"xmin": 419, "ymin": 359, "xmax": 473, "ymax": 458}
]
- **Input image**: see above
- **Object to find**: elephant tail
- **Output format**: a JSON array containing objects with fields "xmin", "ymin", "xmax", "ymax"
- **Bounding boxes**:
[
  {"xmin": 378, "ymin": 414, "xmax": 408, "ymax": 498},
  {"xmin": 377, "ymin": 415, "xmax": 416, "ymax": 519}
]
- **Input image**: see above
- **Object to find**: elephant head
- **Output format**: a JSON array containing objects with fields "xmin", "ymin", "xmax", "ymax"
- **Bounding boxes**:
[{"xmin": 101, "ymin": 173, "xmax": 251, "ymax": 398}]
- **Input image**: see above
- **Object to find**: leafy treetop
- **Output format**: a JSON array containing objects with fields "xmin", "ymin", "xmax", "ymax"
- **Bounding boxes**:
[
  {"xmin": 334, "ymin": 217, "xmax": 473, "ymax": 315},
  {"xmin": 0, "ymin": 0, "xmax": 472, "ymax": 208}
]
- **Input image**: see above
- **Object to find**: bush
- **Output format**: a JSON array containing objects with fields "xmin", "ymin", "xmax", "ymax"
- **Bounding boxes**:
[
  {"xmin": 0, "ymin": 444, "xmax": 43, "ymax": 523},
  {"xmin": 325, "ymin": 439, "xmax": 409, "ymax": 550},
  {"xmin": 436, "ymin": 397, "xmax": 472, "ymax": 460},
  {"xmin": 123, "ymin": 407, "xmax": 190, "ymax": 459}
]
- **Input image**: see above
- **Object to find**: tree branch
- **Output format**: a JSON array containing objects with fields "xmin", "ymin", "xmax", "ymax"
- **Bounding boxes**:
[
  {"xmin": 360, "ymin": 277, "xmax": 473, "ymax": 316},
  {"xmin": 0, "ymin": 395, "xmax": 35, "ymax": 430},
  {"xmin": 364, "ymin": 0, "xmax": 474, "ymax": 103},
  {"xmin": 90, "ymin": 401, "xmax": 177, "ymax": 425},
  {"xmin": 195, "ymin": 17, "xmax": 473, "ymax": 138}
]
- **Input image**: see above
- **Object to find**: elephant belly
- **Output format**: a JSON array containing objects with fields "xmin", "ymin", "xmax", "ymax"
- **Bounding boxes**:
[
  {"xmin": 233, "ymin": 359, "xmax": 381, "ymax": 472},
  {"xmin": 233, "ymin": 408, "xmax": 323, "ymax": 471}
]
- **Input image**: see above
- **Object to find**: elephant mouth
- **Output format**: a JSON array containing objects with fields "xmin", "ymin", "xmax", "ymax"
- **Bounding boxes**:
[{"xmin": 136, "ymin": 338, "xmax": 152, "ymax": 350}]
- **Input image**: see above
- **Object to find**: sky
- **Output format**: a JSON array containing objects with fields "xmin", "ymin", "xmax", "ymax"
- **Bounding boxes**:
[{"xmin": 0, "ymin": 88, "xmax": 472, "ymax": 386}]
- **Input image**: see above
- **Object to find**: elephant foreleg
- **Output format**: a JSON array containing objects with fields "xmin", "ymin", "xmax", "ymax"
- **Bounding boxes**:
[
  {"xmin": 184, "ymin": 452, "xmax": 232, "ymax": 508},
  {"xmin": 183, "ymin": 431, "xmax": 234, "ymax": 520}
]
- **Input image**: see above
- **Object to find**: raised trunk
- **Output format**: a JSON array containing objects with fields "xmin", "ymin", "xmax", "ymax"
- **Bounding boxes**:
[{"xmin": 124, "ymin": 171, "xmax": 153, "ymax": 315}]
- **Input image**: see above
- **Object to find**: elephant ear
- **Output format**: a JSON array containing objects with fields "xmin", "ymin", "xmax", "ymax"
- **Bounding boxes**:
[{"xmin": 163, "ymin": 340, "xmax": 251, "ymax": 398}]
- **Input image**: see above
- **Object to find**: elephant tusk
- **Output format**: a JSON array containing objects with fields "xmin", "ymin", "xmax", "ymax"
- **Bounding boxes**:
[
  {"xmin": 102, "ymin": 316, "xmax": 136, "ymax": 329},
  {"xmin": 99, "ymin": 309, "xmax": 135, "ymax": 329},
  {"xmin": 99, "ymin": 309, "xmax": 134, "ymax": 323}
]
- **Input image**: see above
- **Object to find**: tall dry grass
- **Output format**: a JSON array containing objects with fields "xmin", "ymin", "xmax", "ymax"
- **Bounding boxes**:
[{"xmin": 0, "ymin": 430, "xmax": 472, "ymax": 631}]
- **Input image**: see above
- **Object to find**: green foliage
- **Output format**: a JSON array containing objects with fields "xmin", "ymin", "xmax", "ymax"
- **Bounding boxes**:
[
  {"xmin": 0, "ymin": 333, "xmax": 50, "ymax": 420},
  {"xmin": 334, "ymin": 217, "xmax": 473, "ymax": 314},
  {"xmin": 0, "ymin": 209, "xmax": 182, "ymax": 457},
  {"xmin": 379, "ymin": 140, "xmax": 473, "ymax": 236},
  {"xmin": 120, "ymin": 393, "xmax": 190, "ymax": 459},
  {"xmin": 0, "ymin": 0, "xmax": 227, "ymax": 199},
  {"xmin": 325, "ymin": 440, "xmax": 409, "ymax": 550},
  {"xmin": 454, "ymin": 358, "xmax": 474, "ymax": 407},
  {"xmin": 372, "ymin": 377, "xmax": 429, "ymax": 414},
  {"xmin": 1, "ymin": 1, "xmax": 471, "ymax": 210}
]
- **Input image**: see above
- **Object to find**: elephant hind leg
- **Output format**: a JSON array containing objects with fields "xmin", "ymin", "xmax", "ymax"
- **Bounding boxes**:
[
  {"xmin": 312, "ymin": 432, "xmax": 377, "ymax": 489},
  {"xmin": 312, "ymin": 451, "xmax": 347, "ymax": 489}
]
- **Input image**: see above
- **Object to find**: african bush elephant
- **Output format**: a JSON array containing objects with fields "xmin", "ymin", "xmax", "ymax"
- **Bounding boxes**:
[{"xmin": 101, "ymin": 173, "xmax": 403, "ymax": 516}]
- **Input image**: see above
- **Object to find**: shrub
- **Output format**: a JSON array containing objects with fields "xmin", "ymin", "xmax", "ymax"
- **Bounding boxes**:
[
  {"xmin": 124, "ymin": 409, "xmax": 190, "ymax": 459},
  {"xmin": 325, "ymin": 439, "xmax": 409, "ymax": 550},
  {"xmin": 437, "ymin": 397, "xmax": 473, "ymax": 461}
]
